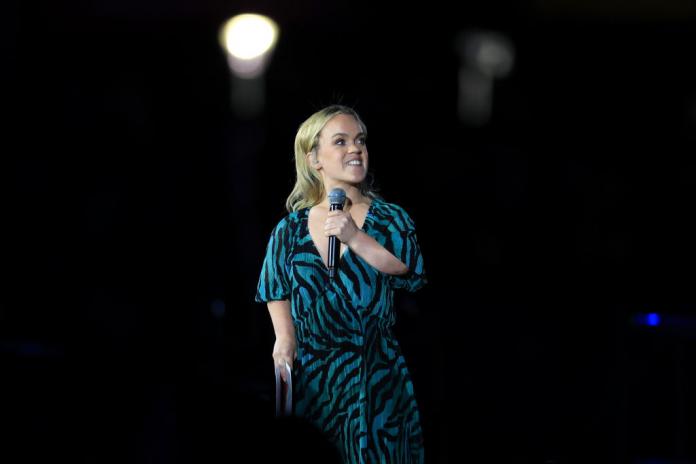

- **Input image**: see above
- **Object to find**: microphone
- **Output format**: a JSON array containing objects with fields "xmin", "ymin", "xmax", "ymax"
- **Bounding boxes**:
[{"xmin": 327, "ymin": 188, "xmax": 346, "ymax": 279}]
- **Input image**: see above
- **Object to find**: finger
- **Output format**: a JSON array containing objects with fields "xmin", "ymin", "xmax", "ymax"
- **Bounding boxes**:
[
  {"xmin": 281, "ymin": 361, "xmax": 293, "ymax": 382},
  {"xmin": 276, "ymin": 359, "xmax": 287, "ymax": 381},
  {"xmin": 325, "ymin": 214, "xmax": 344, "ymax": 225}
]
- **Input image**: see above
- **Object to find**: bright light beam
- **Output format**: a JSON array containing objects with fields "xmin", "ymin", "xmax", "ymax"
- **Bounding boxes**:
[{"xmin": 220, "ymin": 14, "xmax": 279, "ymax": 79}]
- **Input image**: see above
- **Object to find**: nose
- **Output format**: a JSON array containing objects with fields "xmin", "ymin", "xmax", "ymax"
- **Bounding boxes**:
[{"xmin": 347, "ymin": 141, "xmax": 362, "ymax": 154}]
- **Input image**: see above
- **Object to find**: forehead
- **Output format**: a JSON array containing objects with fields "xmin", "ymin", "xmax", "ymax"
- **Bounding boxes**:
[{"xmin": 322, "ymin": 113, "xmax": 363, "ymax": 135}]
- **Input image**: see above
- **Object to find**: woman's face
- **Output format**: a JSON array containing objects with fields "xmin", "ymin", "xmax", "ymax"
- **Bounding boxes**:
[{"xmin": 311, "ymin": 114, "xmax": 368, "ymax": 189}]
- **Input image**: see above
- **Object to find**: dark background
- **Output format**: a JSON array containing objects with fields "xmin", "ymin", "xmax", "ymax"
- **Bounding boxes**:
[{"xmin": 4, "ymin": 1, "xmax": 696, "ymax": 462}]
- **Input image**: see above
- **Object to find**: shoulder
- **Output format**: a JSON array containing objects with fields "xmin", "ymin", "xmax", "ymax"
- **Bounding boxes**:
[
  {"xmin": 270, "ymin": 210, "xmax": 306, "ymax": 236},
  {"xmin": 370, "ymin": 198, "xmax": 417, "ymax": 230},
  {"xmin": 371, "ymin": 197, "xmax": 405, "ymax": 216}
]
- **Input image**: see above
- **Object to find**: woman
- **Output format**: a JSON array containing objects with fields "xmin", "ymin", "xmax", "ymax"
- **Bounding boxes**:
[{"xmin": 255, "ymin": 105, "xmax": 427, "ymax": 463}]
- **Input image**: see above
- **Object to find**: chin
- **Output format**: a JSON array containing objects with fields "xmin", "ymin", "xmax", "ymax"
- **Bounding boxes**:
[
  {"xmin": 333, "ymin": 173, "xmax": 367, "ymax": 187},
  {"xmin": 352, "ymin": 172, "xmax": 368, "ymax": 182},
  {"xmin": 348, "ymin": 177, "xmax": 366, "ymax": 186}
]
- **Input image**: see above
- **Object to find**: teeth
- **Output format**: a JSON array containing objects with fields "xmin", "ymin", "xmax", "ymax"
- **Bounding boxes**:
[{"xmin": 347, "ymin": 160, "xmax": 362, "ymax": 166}]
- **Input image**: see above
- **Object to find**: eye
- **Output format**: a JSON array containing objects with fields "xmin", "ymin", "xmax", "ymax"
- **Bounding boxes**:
[
  {"xmin": 357, "ymin": 137, "xmax": 366, "ymax": 145},
  {"xmin": 334, "ymin": 138, "xmax": 345, "ymax": 145}
]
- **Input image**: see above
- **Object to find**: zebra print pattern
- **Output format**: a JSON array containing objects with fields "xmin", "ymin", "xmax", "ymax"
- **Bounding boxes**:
[{"xmin": 256, "ymin": 197, "xmax": 426, "ymax": 463}]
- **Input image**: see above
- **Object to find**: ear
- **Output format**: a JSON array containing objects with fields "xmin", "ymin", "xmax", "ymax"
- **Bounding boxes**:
[{"xmin": 307, "ymin": 151, "xmax": 322, "ymax": 169}]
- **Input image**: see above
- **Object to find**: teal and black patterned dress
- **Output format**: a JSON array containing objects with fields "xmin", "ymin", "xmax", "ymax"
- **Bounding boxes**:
[{"xmin": 255, "ymin": 197, "xmax": 427, "ymax": 464}]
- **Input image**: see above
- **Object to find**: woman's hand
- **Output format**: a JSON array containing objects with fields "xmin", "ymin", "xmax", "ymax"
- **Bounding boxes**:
[
  {"xmin": 273, "ymin": 335, "xmax": 297, "ymax": 382},
  {"xmin": 325, "ymin": 210, "xmax": 360, "ymax": 245}
]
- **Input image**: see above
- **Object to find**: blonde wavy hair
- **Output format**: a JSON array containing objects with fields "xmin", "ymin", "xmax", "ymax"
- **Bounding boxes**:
[{"xmin": 285, "ymin": 105, "xmax": 380, "ymax": 212}]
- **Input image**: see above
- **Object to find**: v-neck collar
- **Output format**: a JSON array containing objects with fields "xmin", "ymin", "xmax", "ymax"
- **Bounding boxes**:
[{"xmin": 304, "ymin": 198, "xmax": 377, "ymax": 273}]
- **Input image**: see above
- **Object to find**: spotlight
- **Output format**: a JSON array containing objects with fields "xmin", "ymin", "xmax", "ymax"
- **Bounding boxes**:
[
  {"xmin": 219, "ymin": 14, "xmax": 280, "ymax": 118},
  {"xmin": 220, "ymin": 14, "xmax": 279, "ymax": 79}
]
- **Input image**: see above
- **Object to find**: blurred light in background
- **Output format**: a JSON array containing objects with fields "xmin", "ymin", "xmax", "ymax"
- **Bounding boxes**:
[
  {"xmin": 631, "ymin": 311, "xmax": 696, "ymax": 338},
  {"xmin": 633, "ymin": 312, "xmax": 662, "ymax": 327},
  {"xmin": 0, "ymin": 339, "xmax": 64, "ymax": 358},
  {"xmin": 455, "ymin": 30, "xmax": 515, "ymax": 126},
  {"xmin": 646, "ymin": 312, "xmax": 661, "ymax": 327},
  {"xmin": 210, "ymin": 298, "xmax": 226, "ymax": 319},
  {"xmin": 220, "ymin": 14, "xmax": 279, "ymax": 79},
  {"xmin": 219, "ymin": 14, "xmax": 279, "ymax": 118}
]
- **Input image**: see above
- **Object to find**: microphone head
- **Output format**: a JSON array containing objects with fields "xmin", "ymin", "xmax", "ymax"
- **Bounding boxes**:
[{"xmin": 328, "ymin": 188, "xmax": 346, "ymax": 207}]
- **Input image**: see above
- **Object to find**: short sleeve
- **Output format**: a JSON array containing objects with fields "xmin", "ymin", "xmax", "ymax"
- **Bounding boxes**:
[
  {"xmin": 384, "ymin": 207, "xmax": 427, "ymax": 292},
  {"xmin": 255, "ymin": 218, "xmax": 292, "ymax": 303}
]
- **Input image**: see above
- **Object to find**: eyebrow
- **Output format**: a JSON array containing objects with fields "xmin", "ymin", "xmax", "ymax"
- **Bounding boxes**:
[{"xmin": 331, "ymin": 132, "xmax": 366, "ymax": 138}]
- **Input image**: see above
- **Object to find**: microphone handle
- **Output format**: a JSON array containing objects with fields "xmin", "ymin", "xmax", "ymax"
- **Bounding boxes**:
[{"xmin": 327, "ymin": 203, "xmax": 343, "ymax": 278}]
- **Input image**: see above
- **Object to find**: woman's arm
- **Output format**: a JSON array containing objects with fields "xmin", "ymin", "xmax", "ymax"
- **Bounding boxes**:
[
  {"xmin": 347, "ymin": 230, "xmax": 409, "ymax": 275},
  {"xmin": 325, "ymin": 209, "xmax": 408, "ymax": 275},
  {"xmin": 267, "ymin": 300, "xmax": 296, "ymax": 381}
]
